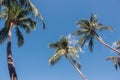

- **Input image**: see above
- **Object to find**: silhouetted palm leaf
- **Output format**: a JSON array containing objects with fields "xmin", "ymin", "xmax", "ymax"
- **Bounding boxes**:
[
  {"xmin": 72, "ymin": 29, "xmax": 88, "ymax": 36},
  {"xmin": 15, "ymin": 27, "xmax": 24, "ymax": 47},
  {"xmin": 26, "ymin": 0, "xmax": 46, "ymax": 29},
  {"xmin": 49, "ymin": 52, "xmax": 64, "ymax": 66},
  {"xmin": 78, "ymin": 34, "xmax": 88, "ymax": 47},
  {"xmin": 95, "ymin": 23, "xmax": 113, "ymax": 31},
  {"xmin": 106, "ymin": 56, "xmax": 120, "ymax": 70},
  {"xmin": 89, "ymin": 37, "xmax": 93, "ymax": 52},
  {"xmin": 77, "ymin": 20, "xmax": 89, "ymax": 29},
  {"xmin": 0, "ymin": 27, "xmax": 9, "ymax": 44}
]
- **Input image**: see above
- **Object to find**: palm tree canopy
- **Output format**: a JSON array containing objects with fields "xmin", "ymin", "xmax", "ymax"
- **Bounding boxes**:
[
  {"xmin": 49, "ymin": 36, "xmax": 80, "ymax": 66},
  {"xmin": 0, "ymin": 0, "xmax": 45, "ymax": 47},
  {"xmin": 73, "ymin": 14, "xmax": 113, "ymax": 52},
  {"xmin": 106, "ymin": 56, "xmax": 120, "ymax": 70}
]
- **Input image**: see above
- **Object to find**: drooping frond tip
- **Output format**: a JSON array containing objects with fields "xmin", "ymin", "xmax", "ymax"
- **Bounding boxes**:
[
  {"xmin": 0, "ymin": 27, "xmax": 9, "ymax": 44},
  {"xmin": 106, "ymin": 56, "xmax": 120, "ymax": 70},
  {"xmin": 27, "ymin": 0, "xmax": 46, "ymax": 29},
  {"xmin": 15, "ymin": 27, "xmax": 24, "ymax": 47},
  {"xmin": 49, "ymin": 53, "xmax": 63, "ymax": 66}
]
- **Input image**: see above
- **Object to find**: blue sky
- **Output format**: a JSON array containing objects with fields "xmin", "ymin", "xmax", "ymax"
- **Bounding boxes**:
[{"xmin": 0, "ymin": 0, "xmax": 120, "ymax": 80}]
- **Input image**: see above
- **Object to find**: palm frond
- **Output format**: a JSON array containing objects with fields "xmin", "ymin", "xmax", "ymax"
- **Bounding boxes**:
[
  {"xmin": 77, "ymin": 20, "xmax": 89, "ymax": 29},
  {"xmin": 60, "ymin": 36, "xmax": 69, "ymax": 49},
  {"xmin": 26, "ymin": 0, "xmax": 46, "ymax": 29},
  {"xmin": 95, "ymin": 23, "xmax": 113, "ymax": 31},
  {"xmin": 106, "ymin": 56, "xmax": 120, "ymax": 70},
  {"xmin": 19, "ymin": 0, "xmax": 27, "ymax": 7},
  {"xmin": 17, "ymin": 21, "xmax": 31, "ymax": 34},
  {"xmin": 90, "ymin": 14, "xmax": 97, "ymax": 23},
  {"xmin": 15, "ymin": 27, "xmax": 24, "ymax": 47},
  {"xmin": 19, "ymin": 17, "xmax": 36, "ymax": 30},
  {"xmin": 0, "ymin": 27, "xmax": 8, "ymax": 44},
  {"xmin": 68, "ymin": 47, "xmax": 80, "ymax": 58},
  {"xmin": 17, "ymin": 9, "xmax": 29, "ymax": 19},
  {"xmin": 68, "ymin": 55, "xmax": 81, "ymax": 69},
  {"xmin": 49, "ymin": 42, "xmax": 61, "ymax": 49},
  {"xmin": 88, "ymin": 37, "xmax": 93, "ymax": 52},
  {"xmin": 116, "ymin": 41, "xmax": 120, "ymax": 50},
  {"xmin": 78, "ymin": 34, "xmax": 88, "ymax": 48},
  {"xmin": 72, "ymin": 29, "xmax": 89, "ymax": 37},
  {"xmin": 116, "ymin": 41, "xmax": 120, "ymax": 45},
  {"xmin": 49, "ymin": 52, "xmax": 63, "ymax": 66},
  {"xmin": 0, "ymin": 0, "xmax": 9, "ymax": 6},
  {"xmin": 0, "ymin": 7, "xmax": 8, "ymax": 20}
]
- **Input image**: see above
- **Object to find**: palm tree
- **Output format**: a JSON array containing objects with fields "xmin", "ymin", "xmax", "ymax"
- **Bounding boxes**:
[
  {"xmin": 48, "ymin": 36, "xmax": 87, "ymax": 80},
  {"xmin": 0, "ymin": 0, "xmax": 45, "ymax": 80},
  {"xmin": 73, "ymin": 14, "xmax": 120, "ymax": 54}
]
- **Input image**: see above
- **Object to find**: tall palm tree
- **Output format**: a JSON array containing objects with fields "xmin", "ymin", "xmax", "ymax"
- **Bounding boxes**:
[
  {"xmin": 48, "ymin": 36, "xmax": 87, "ymax": 80},
  {"xmin": 0, "ymin": 0, "xmax": 45, "ymax": 80},
  {"xmin": 73, "ymin": 14, "xmax": 120, "ymax": 54}
]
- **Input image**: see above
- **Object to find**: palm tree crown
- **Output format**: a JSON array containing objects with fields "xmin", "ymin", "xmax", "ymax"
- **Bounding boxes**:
[
  {"xmin": 73, "ymin": 14, "xmax": 120, "ymax": 55},
  {"xmin": 49, "ymin": 36, "xmax": 80, "ymax": 66},
  {"xmin": 0, "ymin": 0, "xmax": 45, "ymax": 47},
  {"xmin": 49, "ymin": 36, "xmax": 87, "ymax": 80},
  {"xmin": 73, "ymin": 14, "xmax": 113, "ymax": 52}
]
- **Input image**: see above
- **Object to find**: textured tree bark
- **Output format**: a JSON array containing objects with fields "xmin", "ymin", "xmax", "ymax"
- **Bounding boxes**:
[
  {"xmin": 7, "ymin": 23, "xmax": 18, "ymax": 80},
  {"xmin": 95, "ymin": 34, "xmax": 120, "ymax": 55}
]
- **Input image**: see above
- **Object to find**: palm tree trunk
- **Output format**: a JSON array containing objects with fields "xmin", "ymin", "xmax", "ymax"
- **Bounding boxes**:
[
  {"xmin": 95, "ymin": 34, "xmax": 120, "ymax": 55},
  {"xmin": 67, "ymin": 55, "xmax": 87, "ymax": 80},
  {"xmin": 7, "ymin": 23, "xmax": 18, "ymax": 80}
]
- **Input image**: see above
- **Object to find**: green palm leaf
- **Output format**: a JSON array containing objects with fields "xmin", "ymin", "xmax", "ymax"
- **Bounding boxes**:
[
  {"xmin": 68, "ymin": 47, "xmax": 80, "ymax": 58},
  {"xmin": 0, "ymin": 27, "xmax": 8, "ymax": 44},
  {"xmin": 78, "ymin": 34, "xmax": 88, "ymax": 47},
  {"xmin": 49, "ymin": 42, "xmax": 61, "ymax": 49},
  {"xmin": 88, "ymin": 37, "xmax": 93, "ymax": 52},
  {"xmin": 95, "ymin": 23, "xmax": 113, "ymax": 31},
  {"xmin": 19, "ymin": 17, "xmax": 36, "ymax": 30},
  {"xmin": 90, "ymin": 14, "xmax": 97, "ymax": 23},
  {"xmin": 72, "ymin": 29, "xmax": 89, "ymax": 36},
  {"xmin": 106, "ymin": 56, "xmax": 120, "ymax": 70},
  {"xmin": 17, "ymin": 21, "xmax": 31, "ymax": 34},
  {"xmin": 15, "ymin": 27, "xmax": 24, "ymax": 47},
  {"xmin": 77, "ymin": 20, "xmax": 89, "ymax": 29},
  {"xmin": 27, "ymin": 0, "xmax": 46, "ymax": 29},
  {"xmin": 49, "ymin": 52, "xmax": 63, "ymax": 66},
  {"xmin": 0, "ymin": 8, "xmax": 8, "ymax": 20}
]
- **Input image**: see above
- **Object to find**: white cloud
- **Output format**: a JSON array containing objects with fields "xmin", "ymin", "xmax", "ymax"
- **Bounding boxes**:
[
  {"xmin": 112, "ymin": 41, "xmax": 117, "ymax": 47},
  {"xmin": 67, "ymin": 34, "xmax": 84, "ymax": 53},
  {"xmin": 67, "ymin": 34, "xmax": 78, "ymax": 45}
]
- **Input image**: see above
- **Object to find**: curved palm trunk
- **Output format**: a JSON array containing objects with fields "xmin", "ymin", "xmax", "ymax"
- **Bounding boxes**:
[
  {"xmin": 67, "ymin": 55, "xmax": 87, "ymax": 80},
  {"xmin": 95, "ymin": 34, "xmax": 120, "ymax": 55},
  {"xmin": 7, "ymin": 23, "xmax": 18, "ymax": 80}
]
